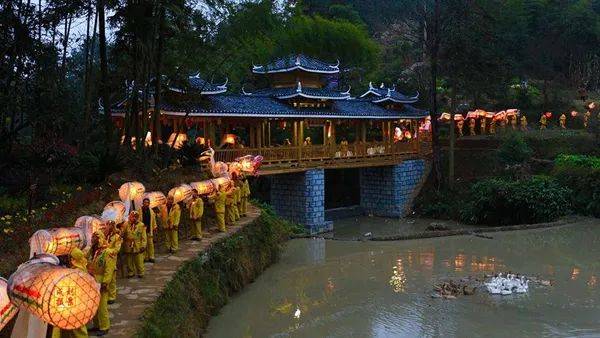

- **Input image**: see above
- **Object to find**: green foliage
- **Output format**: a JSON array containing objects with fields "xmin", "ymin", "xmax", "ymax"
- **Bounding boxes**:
[
  {"xmin": 0, "ymin": 195, "xmax": 27, "ymax": 215},
  {"xmin": 460, "ymin": 176, "xmax": 571, "ymax": 226},
  {"xmin": 523, "ymin": 131, "xmax": 598, "ymax": 159},
  {"xmin": 552, "ymin": 155, "xmax": 600, "ymax": 217},
  {"xmin": 497, "ymin": 133, "xmax": 533, "ymax": 166},
  {"xmin": 137, "ymin": 210, "xmax": 293, "ymax": 337}
]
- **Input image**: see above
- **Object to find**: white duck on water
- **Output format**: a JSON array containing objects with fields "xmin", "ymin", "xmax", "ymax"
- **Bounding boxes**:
[{"xmin": 485, "ymin": 273, "xmax": 529, "ymax": 295}]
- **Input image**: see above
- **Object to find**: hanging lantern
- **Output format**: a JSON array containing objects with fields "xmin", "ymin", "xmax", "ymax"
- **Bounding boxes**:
[
  {"xmin": 101, "ymin": 201, "xmax": 126, "ymax": 224},
  {"xmin": 570, "ymin": 110, "xmax": 578, "ymax": 117},
  {"xmin": 74, "ymin": 216, "xmax": 104, "ymax": 249},
  {"xmin": 0, "ymin": 278, "xmax": 18, "ymax": 331},
  {"xmin": 29, "ymin": 227, "xmax": 87, "ymax": 257},
  {"xmin": 545, "ymin": 112, "xmax": 552, "ymax": 119},
  {"xmin": 167, "ymin": 133, "xmax": 188, "ymax": 149},
  {"xmin": 404, "ymin": 130, "xmax": 412, "ymax": 139},
  {"xmin": 195, "ymin": 137, "xmax": 206, "ymax": 145},
  {"xmin": 393, "ymin": 127, "xmax": 403, "ymax": 142},
  {"xmin": 222, "ymin": 134, "xmax": 236, "ymax": 145},
  {"xmin": 168, "ymin": 184, "xmax": 193, "ymax": 204},
  {"xmin": 144, "ymin": 131, "xmax": 152, "ymax": 147},
  {"xmin": 7, "ymin": 254, "xmax": 100, "ymax": 330}
]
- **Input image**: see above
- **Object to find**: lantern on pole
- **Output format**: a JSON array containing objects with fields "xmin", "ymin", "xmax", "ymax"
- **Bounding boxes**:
[
  {"xmin": 101, "ymin": 201, "xmax": 126, "ymax": 224},
  {"xmin": 29, "ymin": 227, "xmax": 87, "ymax": 257},
  {"xmin": 0, "ymin": 278, "xmax": 18, "ymax": 331},
  {"xmin": 168, "ymin": 184, "xmax": 193, "ymax": 204},
  {"xmin": 7, "ymin": 254, "xmax": 100, "ymax": 330}
]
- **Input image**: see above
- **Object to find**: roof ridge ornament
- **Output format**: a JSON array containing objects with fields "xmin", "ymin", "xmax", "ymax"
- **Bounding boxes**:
[
  {"xmin": 331, "ymin": 59, "xmax": 340, "ymax": 69},
  {"xmin": 295, "ymin": 55, "xmax": 301, "ymax": 66},
  {"xmin": 218, "ymin": 77, "xmax": 228, "ymax": 88},
  {"xmin": 387, "ymin": 88, "xmax": 392, "ymax": 97},
  {"xmin": 296, "ymin": 81, "xmax": 302, "ymax": 93},
  {"xmin": 380, "ymin": 82, "xmax": 385, "ymax": 89},
  {"xmin": 369, "ymin": 81, "xmax": 374, "ymax": 90},
  {"xmin": 342, "ymin": 86, "xmax": 351, "ymax": 95},
  {"xmin": 241, "ymin": 86, "xmax": 251, "ymax": 96}
]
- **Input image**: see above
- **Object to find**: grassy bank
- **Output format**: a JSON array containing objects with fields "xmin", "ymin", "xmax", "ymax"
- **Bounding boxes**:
[{"xmin": 137, "ymin": 208, "xmax": 298, "ymax": 337}]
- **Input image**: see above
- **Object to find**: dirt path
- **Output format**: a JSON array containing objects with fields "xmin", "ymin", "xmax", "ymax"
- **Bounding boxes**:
[{"xmin": 104, "ymin": 205, "xmax": 261, "ymax": 338}]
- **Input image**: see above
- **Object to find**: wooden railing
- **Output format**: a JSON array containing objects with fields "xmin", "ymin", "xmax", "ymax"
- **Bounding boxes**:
[{"xmin": 214, "ymin": 138, "xmax": 431, "ymax": 173}]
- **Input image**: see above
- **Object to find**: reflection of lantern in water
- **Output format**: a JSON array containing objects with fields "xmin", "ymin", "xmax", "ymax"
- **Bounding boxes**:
[
  {"xmin": 454, "ymin": 254, "xmax": 466, "ymax": 272},
  {"xmin": 29, "ymin": 227, "xmax": 87, "ymax": 257},
  {"xmin": 588, "ymin": 276, "xmax": 598, "ymax": 288},
  {"xmin": 168, "ymin": 184, "xmax": 193, "ymax": 204},
  {"xmin": 571, "ymin": 267, "xmax": 581, "ymax": 280},
  {"xmin": 389, "ymin": 258, "xmax": 407, "ymax": 293},
  {"xmin": 420, "ymin": 251, "xmax": 434, "ymax": 270},
  {"xmin": 7, "ymin": 254, "xmax": 100, "ymax": 330},
  {"xmin": 0, "ymin": 278, "xmax": 18, "ymax": 331},
  {"xmin": 101, "ymin": 201, "xmax": 126, "ymax": 224},
  {"xmin": 167, "ymin": 133, "xmax": 188, "ymax": 149}
]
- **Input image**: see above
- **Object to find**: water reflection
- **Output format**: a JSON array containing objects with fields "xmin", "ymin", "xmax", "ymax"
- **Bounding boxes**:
[{"xmin": 207, "ymin": 219, "xmax": 600, "ymax": 338}]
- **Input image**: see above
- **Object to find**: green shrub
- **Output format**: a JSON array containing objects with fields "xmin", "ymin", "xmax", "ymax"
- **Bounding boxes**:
[
  {"xmin": 460, "ymin": 176, "xmax": 570, "ymax": 226},
  {"xmin": 552, "ymin": 161, "xmax": 600, "ymax": 217},
  {"xmin": 497, "ymin": 133, "xmax": 533, "ymax": 166}
]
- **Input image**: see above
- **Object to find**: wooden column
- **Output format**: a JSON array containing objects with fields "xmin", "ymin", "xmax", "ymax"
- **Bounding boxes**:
[
  {"xmin": 292, "ymin": 121, "xmax": 298, "ymax": 146},
  {"xmin": 267, "ymin": 121, "xmax": 271, "ymax": 146},
  {"xmin": 299, "ymin": 121, "xmax": 305, "ymax": 145},
  {"xmin": 249, "ymin": 125, "xmax": 255, "ymax": 148},
  {"xmin": 361, "ymin": 121, "xmax": 367, "ymax": 142},
  {"xmin": 257, "ymin": 122, "xmax": 263, "ymax": 148}
]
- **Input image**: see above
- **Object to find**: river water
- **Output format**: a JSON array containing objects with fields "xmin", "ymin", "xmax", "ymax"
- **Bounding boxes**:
[{"xmin": 207, "ymin": 218, "xmax": 600, "ymax": 337}]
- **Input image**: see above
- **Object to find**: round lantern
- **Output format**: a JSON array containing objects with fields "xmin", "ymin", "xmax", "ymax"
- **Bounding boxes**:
[
  {"xmin": 190, "ymin": 181, "xmax": 218, "ymax": 196},
  {"xmin": 134, "ymin": 191, "xmax": 167, "ymax": 210},
  {"xmin": 211, "ymin": 177, "xmax": 231, "ymax": 191},
  {"xmin": 404, "ymin": 130, "xmax": 412, "ymax": 139},
  {"xmin": 545, "ymin": 112, "xmax": 552, "ymax": 118},
  {"xmin": 466, "ymin": 111, "xmax": 479, "ymax": 119},
  {"xmin": 213, "ymin": 161, "xmax": 229, "ymax": 177},
  {"xmin": 74, "ymin": 216, "xmax": 104, "ymax": 249},
  {"xmin": 0, "ymin": 278, "xmax": 18, "ymax": 331},
  {"xmin": 7, "ymin": 254, "xmax": 100, "ymax": 330},
  {"xmin": 168, "ymin": 184, "xmax": 193, "ymax": 204},
  {"xmin": 29, "ymin": 228, "xmax": 87, "ymax": 257},
  {"xmin": 437, "ymin": 113, "xmax": 451, "ymax": 122},
  {"xmin": 476, "ymin": 109, "xmax": 487, "ymax": 117},
  {"xmin": 506, "ymin": 109, "xmax": 519, "ymax": 116},
  {"xmin": 118, "ymin": 182, "xmax": 145, "ymax": 203},
  {"xmin": 101, "ymin": 201, "xmax": 126, "ymax": 224},
  {"xmin": 222, "ymin": 134, "xmax": 237, "ymax": 145},
  {"xmin": 235, "ymin": 155, "xmax": 263, "ymax": 176},
  {"xmin": 486, "ymin": 111, "xmax": 495, "ymax": 118},
  {"xmin": 570, "ymin": 110, "xmax": 578, "ymax": 117},
  {"xmin": 195, "ymin": 137, "xmax": 206, "ymax": 145}
]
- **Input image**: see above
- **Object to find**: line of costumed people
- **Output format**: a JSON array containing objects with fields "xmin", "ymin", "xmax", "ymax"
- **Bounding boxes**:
[{"xmin": 0, "ymin": 149, "xmax": 262, "ymax": 338}]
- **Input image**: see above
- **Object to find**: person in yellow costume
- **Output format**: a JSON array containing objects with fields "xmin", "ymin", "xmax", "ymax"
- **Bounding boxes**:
[
  {"xmin": 480, "ymin": 117, "xmax": 486, "ymax": 135},
  {"xmin": 233, "ymin": 185, "xmax": 241, "ymax": 221},
  {"xmin": 540, "ymin": 114, "xmax": 547, "ymax": 130},
  {"xmin": 209, "ymin": 185, "xmax": 227, "ymax": 232},
  {"xmin": 520, "ymin": 115, "xmax": 528, "ymax": 131},
  {"xmin": 456, "ymin": 119, "xmax": 464, "ymax": 137},
  {"xmin": 468, "ymin": 118, "xmax": 476, "ymax": 136},
  {"xmin": 105, "ymin": 221, "xmax": 122, "ymax": 304},
  {"xmin": 89, "ymin": 232, "xmax": 117, "ymax": 336},
  {"xmin": 584, "ymin": 110, "xmax": 591, "ymax": 128},
  {"xmin": 123, "ymin": 211, "xmax": 147, "ymax": 278},
  {"xmin": 559, "ymin": 113, "xmax": 567, "ymax": 129},
  {"xmin": 241, "ymin": 177, "xmax": 251, "ymax": 216},
  {"xmin": 224, "ymin": 184, "xmax": 236, "ymax": 226},
  {"xmin": 165, "ymin": 196, "xmax": 181, "ymax": 253},
  {"xmin": 189, "ymin": 189, "xmax": 204, "ymax": 240},
  {"xmin": 510, "ymin": 116, "xmax": 518, "ymax": 130},
  {"xmin": 51, "ymin": 248, "xmax": 89, "ymax": 338},
  {"xmin": 140, "ymin": 198, "xmax": 157, "ymax": 262}
]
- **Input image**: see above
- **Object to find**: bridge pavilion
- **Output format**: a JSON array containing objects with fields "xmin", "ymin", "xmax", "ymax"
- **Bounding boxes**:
[{"xmin": 111, "ymin": 54, "xmax": 432, "ymax": 233}]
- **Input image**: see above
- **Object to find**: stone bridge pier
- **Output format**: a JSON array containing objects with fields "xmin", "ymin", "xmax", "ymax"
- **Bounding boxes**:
[{"xmin": 270, "ymin": 159, "xmax": 428, "ymax": 234}]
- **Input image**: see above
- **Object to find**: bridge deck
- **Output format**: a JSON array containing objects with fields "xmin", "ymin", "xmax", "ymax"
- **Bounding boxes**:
[{"xmin": 214, "ymin": 139, "xmax": 432, "ymax": 174}]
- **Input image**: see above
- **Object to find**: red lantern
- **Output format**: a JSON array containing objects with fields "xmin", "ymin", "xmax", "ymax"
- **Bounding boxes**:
[{"xmin": 544, "ymin": 112, "xmax": 552, "ymax": 119}]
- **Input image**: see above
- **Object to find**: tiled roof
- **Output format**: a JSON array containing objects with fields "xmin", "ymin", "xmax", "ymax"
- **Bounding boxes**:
[
  {"xmin": 252, "ymin": 54, "xmax": 339, "ymax": 74},
  {"xmin": 147, "ymin": 95, "xmax": 428, "ymax": 119},
  {"xmin": 360, "ymin": 82, "xmax": 419, "ymax": 104},
  {"xmin": 187, "ymin": 73, "xmax": 228, "ymax": 94},
  {"xmin": 243, "ymin": 82, "xmax": 350, "ymax": 100}
]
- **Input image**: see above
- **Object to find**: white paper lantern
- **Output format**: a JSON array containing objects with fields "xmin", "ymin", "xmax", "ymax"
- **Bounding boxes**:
[
  {"xmin": 0, "ymin": 277, "xmax": 18, "ymax": 331},
  {"xmin": 74, "ymin": 216, "xmax": 104, "ymax": 249},
  {"xmin": 29, "ymin": 228, "xmax": 87, "ymax": 257},
  {"xmin": 101, "ymin": 201, "xmax": 126, "ymax": 224},
  {"xmin": 189, "ymin": 181, "xmax": 218, "ymax": 196},
  {"xmin": 118, "ymin": 182, "xmax": 145, "ymax": 203},
  {"xmin": 134, "ymin": 191, "xmax": 167, "ymax": 210},
  {"xmin": 8, "ymin": 254, "xmax": 100, "ymax": 330},
  {"xmin": 167, "ymin": 184, "xmax": 193, "ymax": 204}
]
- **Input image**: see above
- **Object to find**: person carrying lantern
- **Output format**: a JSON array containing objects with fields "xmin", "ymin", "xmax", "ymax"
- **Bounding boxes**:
[
  {"xmin": 165, "ymin": 196, "xmax": 181, "ymax": 253},
  {"xmin": 520, "ymin": 115, "xmax": 528, "ymax": 131},
  {"xmin": 208, "ymin": 184, "xmax": 227, "ymax": 232},
  {"xmin": 456, "ymin": 119, "xmax": 465, "ymax": 137},
  {"xmin": 106, "ymin": 221, "xmax": 122, "ymax": 304},
  {"xmin": 89, "ymin": 231, "xmax": 117, "ymax": 336},
  {"xmin": 140, "ymin": 198, "xmax": 157, "ymax": 262},
  {"xmin": 559, "ymin": 113, "xmax": 567, "ymax": 129},
  {"xmin": 51, "ymin": 248, "xmax": 89, "ymax": 338},
  {"xmin": 233, "ymin": 184, "xmax": 241, "ymax": 221},
  {"xmin": 468, "ymin": 118, "xmax": 476, "ymax": 136},
  {"xmin": 511, "ymin": 116, "xmax": 518, "ymax": 130},
  {"xmin": 225, "ymin": 183, "xmax": 236, "ymax": 227},
  {"xmin": 189, "ymin": 189, "xmax": 204, "ymax": 240},
  {"xmin": 540, "ymin": 113, "xmax": 548, "ymax": 130},
  {"xmin": 241, "ymin": 177, "xmax": 251, "ymax": 217},
  {"xmin": 480, "ymin": 117, "xmax": 487, "ymax": 135},
  {"xmin": 123, "ymin": 211, "xmax": 147, "ymax": 278},
  {"xmin": 584, "ymin": 110, "xmax": 591, "ymax": 128},
  {"xmin": 489, "ymin": 119, "xmax": 496, "ymax": 134}
]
